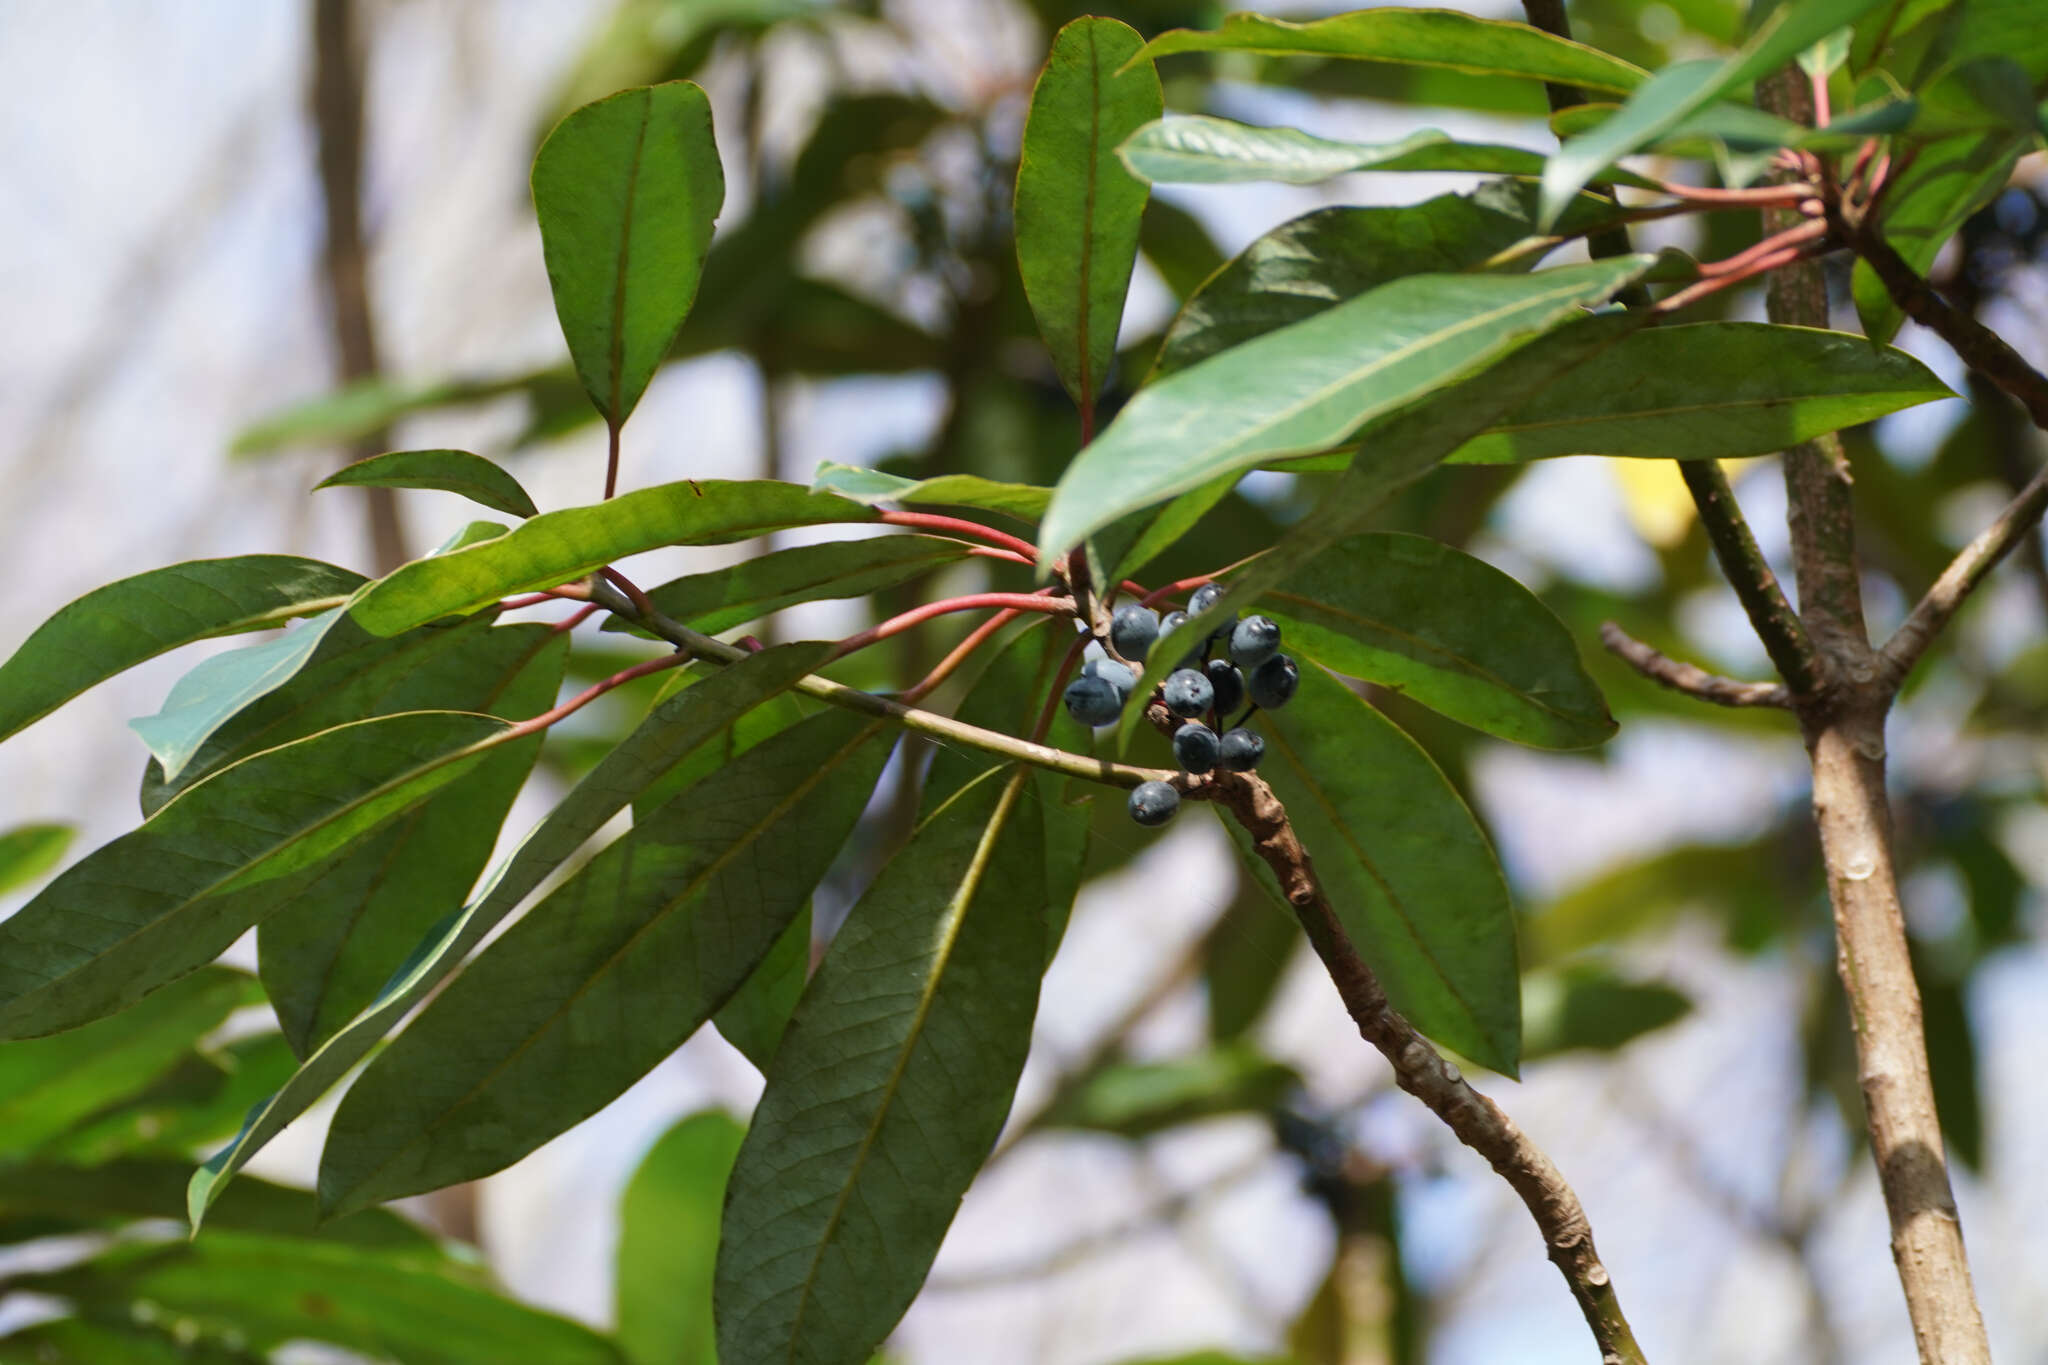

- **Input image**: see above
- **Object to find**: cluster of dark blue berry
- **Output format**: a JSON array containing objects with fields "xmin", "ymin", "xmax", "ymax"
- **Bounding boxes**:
[{"xmin": 1059, "ymin": 583, "xmax": 1299, "ymax": 828}]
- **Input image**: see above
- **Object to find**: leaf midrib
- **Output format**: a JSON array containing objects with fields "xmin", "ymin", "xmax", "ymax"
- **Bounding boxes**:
[
  {"xmin": 781, "ymin": 767, "xmax": 1027, "ymax": 1361},
  {"xmin": 606, "ymin": 89, "xmax": 655, "ymax": 423},
  {"xmin": 328, "ymin": 720, "xmax": 889, "ymax": 1209}
]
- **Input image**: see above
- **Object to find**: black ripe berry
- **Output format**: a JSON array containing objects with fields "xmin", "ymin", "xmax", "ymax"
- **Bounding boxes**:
[
  {"xmin": 1205, "ymin": 659, "xmax": 1245, "ymax": 716},
  {"xmin": 1173, "ymin": 721, "xmax": 1221, "ymax": 774},
  {"xmin": 1248, "ymin": 654, "xmax": 1299, "ymax": 710},
  {"xmin": 1109, "ymin": 603, "xmax": 1160, "ymax": 662},
  {"xmin": 1189, "ymin": 581, "xmax": 1230, "ymax": 621},
  {"xmin": 1084, "ymin": 657, "xmax": 1137, "ymax": 700},
  {"xmin": 1128, "ymin": 779, "xmax": 1180, "ymax": 827},
  {"xmin": 1229, "ymin": 614, "xmax": 1282, "ymax": 668},
  {"xmin": 1162, "ymin": 667, "xmax": 1214, "ymax": 718},
  {"xmin": 1063, "ymin": 674, "xmax": 1123, "ymax": 726},
  {"xmin": 1219, "ymin": 727, "xmax": 1264, "ymax": 771}
]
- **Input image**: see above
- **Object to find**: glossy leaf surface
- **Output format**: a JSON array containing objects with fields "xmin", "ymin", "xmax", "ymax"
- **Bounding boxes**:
[
  {"xmin": 1015, "ymin": 17, "xmax": 1161, "ymax": 414},
  {"xmin": 0, "ymin": 556, "xmax": 364, "ymax": 743},
  {"xmin": 617, "ymin": 1110, "xmax": 746, "ymax": 1365},
  {"xmin": 811, "ymin": 462, "xmax": 1052, "ymax": 521},
  {"xmin": 320, "ymin": 707, "xmax": 892, "ymax": 1212},
  {"xmin": 533, "ymin": 81, "xmax": 725, "ymax": 426},
  {"xmin": 1266, "ymin": 533, "xmax": 1613, "ymax": 749},
  {"xmin": 0, "ymin": 710, "xmax": 505, "ymax": 1040},
  {"xmin": 318, "ymin": 449, "xmax": 540, "ymax": 518},
  {"xmin": 350, "ymin": 480, "xmax": 875, "ymax": 635},
  {"xmin": 189, "ymin": 643, "xmax": 830, "ymax": 1225},
  {"xmin": 1137, "ymin": 10, "xmax": 1646, "ymax": 93},
  {"xmin": 1039, "ymin": 256, "xmax": 1652, "ymax": 563},
  {"xmin": 716, "ymin": 771, "xmax": 1045, "ymax": 1365},
  {"xmin": 1854, "ymin": 130, "xmax": 2031, "ymax": 342},
  {"xmin": 1262, "ymin": 662, "xmax": 1520, "ymax": 1073}
]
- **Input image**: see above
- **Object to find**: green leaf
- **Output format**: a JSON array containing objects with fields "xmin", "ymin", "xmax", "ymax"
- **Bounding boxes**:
[
  {"xmin": 0, "ymin": 822, "xmax": 72, "ymax": 896},
  {"xmin": 1039, "ymin": 255, "xmax": 1654, "ymax": 565},
  {"xmin": 36, "ymin": 1231, "xmax": 626, "ymax": 1365},
  {"xmin": 1540, "ymin": 0, "xmax": 1893, "ymax": 223},
  {"xmin": 534, "ymin": 81, "xmax": 725, "ymax": 427},
  {"xmin": 1522, "ymin": 966, "xmax": 1691, "ymax": 1060},
  {"xmin": 1264, "ymin": 532, "xmax": 1614, "ymax": 750},
  {"xmin": 921, "ymin": 620, "xmax": 1093, "ymax": 960},
  {"xmin": 716, "ymin": 769, "xmax": 1046, "ymax": 1365},
  {"xmin": 41, "ymin": 1032, "xmax": 299, "ymax": 1166},
  {"xmin": 260, "ymin": 627, "xmax": 568, "ymax": 1056},
  {"xmin": 0, "ymin": 1155, "xmax": 428, "ymax": 1245},
  {"xmin": 1438, "ymin": 322, "xmax": 1952, "ymax": 462},
  {"xmin": 602, "ymin": 532, "xmax": 971, "ymax": 639},
  {"xmin": 1137, "ymin": 10, "xmax": 1647, "ymax": 94},
  {"xmin": 231, "ymin": 374, "xmax": 539, "ymax": 456},
  {"xmin": 350, "ymin": 480, "xmax": 874, "ymax": 635},
  {"xmin": 714, "ymin": 906, "xmax": 810, "ymax": 1072},
  {"xmin": 616, "ymin": 1110, "xmax": 746, "ymax": 1365},
  {"xmin": 1138, "ymin": 197, "xmax": 1227, "ymax": 299},
  {"xmin": 1039, "ymin": 1044, "xmax": 1299, "ymax": 1138},
  {"xmin": 0, "ymin": 967, "xmax": 258, "ymax": 1157},
  {"xmin": 1261, "ymin": 662, "xmax": 1521, "ymax": 1073},
  {"xmin": 1014, "ymin": 17, "xmax": 1162, "ymax": 417},
  {"xmin": 319, "ymin": 707, "xmax": 893, "ymax": 1213},
  {"xmin": 189, "ymin": 642, "xmax": 828, "ymax": 1226},
  {"xmin": 1854, "ymin": 130, "xmax": 2030, "ymax": 342},
  {"xmin": 0, "ymin": 1318, "xmax": 261, "ymax": 1364},
  {"xmin": 810, "ymin": 461, "xmax": 1053, "ymax": 521},
  {"xmin": 1115, "ymin": 307, "xmax": 1652, "ymax": 751},
  {"xmin": 1097, "ymin": 471, "xmax": 1243, "ymax": 587},
  {"xmin": 318, "ymin": 449, "xmax": 540, "ymax": 518},
  {"xmin": 1119, "ymin": 115, "xmax": 1657, "ymax": 189},
  {"xmin": 0, "ymin": 556, "xmax": 364, "ymax": 744},
  {"xmin": 1153, "ymin": 185, "xmax": 1628, "ymax": 381},
  {"xmin": 0, "ymin": 711, "xmax": 507, "ymax": 1040},
  {"xmin": 129, "ymin": 604, "xmax": 354, "ymax": 782}
]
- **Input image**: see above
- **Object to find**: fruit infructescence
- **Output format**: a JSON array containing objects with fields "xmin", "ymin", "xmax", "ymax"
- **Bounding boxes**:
[
  {"xmin": 1063, "ymin": 673, "xmax": 1123, "ymax": 727},
  {"xmin": 1110, "ymin": 603, "xmax": 1159, "ymax": 662},
  {"xmin": 1174, "ymin": 721, "xmax": 1220, "ymax": 774},
  {"xmin": 1162, "ymin": 668, "xmax": 1213, "ymax": 718},
  {"xmin": 1128, "ymin": 780, "xmax": 1180, "ymax": 826}
]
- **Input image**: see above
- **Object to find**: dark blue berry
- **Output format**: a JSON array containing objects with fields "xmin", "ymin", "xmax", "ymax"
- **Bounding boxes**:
[
  {"xmin": 1084, "ymin": 657, "xmax": 1137, "ymax": 700},
  {"xmin": 1174, "ymin": 722, "xmax": 1220, "ymax": 774},
  {"xmin": 1162, "ymin": 667, "xmax": 1214, "ymax": 718},
  {"xmin": 1109, "ymin": 604, "xmax": 1159, "ymax": 662},
  {"xmin": 1205, "ymin": 659, "xmax": 1245, "ymax": 716},
  {"xmin": 1219, "ymin": 727, "xmax": 1264, "ymax": 771},
  {"xmin": 1247, "ymin": 654, "xmax": 1299, "ymax": 709},
  {"xmin": 1158, "ymin": 609, "xmax": 1203, "ymax": 667},
  {"xmin": 1229, "ymin": 614, "xmax": 1282, "ymax": 668},
  {"xmin": 1064, "ymin": 674, "xmax": 1123, "ymax": 726},
  {"xmin": 1189, "ymin": 582, "xmax": 1230, "ymax": 619},
  {"xmin": 1128, "ymin": 780, "xmax": 1180, "ymax": 827}
]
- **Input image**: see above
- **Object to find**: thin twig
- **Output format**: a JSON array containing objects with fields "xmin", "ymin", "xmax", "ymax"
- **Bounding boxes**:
[
  {"xmin": 877, "ymin": 509, "xmax": 1040, "ymax": 560},
  {"xmin": 1880, "ymin": 466, "xmax": 2048, "ymax": 687},
  {"xmin": 1675, "ymin": 463, "xmax": 1825, "ymax": 697},
  {"xmin": 587, "ymin": 577, "xmax": 1173, "ymax": 789},
  {"xmin": 828, "ymin": 592, "xmax": 1075, "ymax": 663},
  {"xmin": 504, "ymin": 650, "xmax": 691, "ymax": 739},
  {"xmin": 1193, "ymin": 748, "xmax": 1644, "ymax": 1365},
  {"xmin": 899, "ymin": 608, "xmax": 1024, "ymax": 704},
  {"xmin": 1599, "ymin": 623, "xmax": 1792, "ymax": 708}
]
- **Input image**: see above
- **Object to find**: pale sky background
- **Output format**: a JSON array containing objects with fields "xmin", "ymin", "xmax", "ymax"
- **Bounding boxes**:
[{"xmin": 2, "ymin": 3, "xmax": 2046, "ymax": 1363}]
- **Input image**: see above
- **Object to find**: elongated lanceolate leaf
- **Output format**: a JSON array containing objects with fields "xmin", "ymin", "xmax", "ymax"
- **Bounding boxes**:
[
  {"xmin": 260, "ymin": 627, "xmax": 568, "ymax": 1056},
  {"xmin": 0, "ymin": 556, "xmax": 364, "ymax": 744},
  {"xmin": 810, "ymin": 462, "xmax": 1052, "ymax": 521},
  {"xmin": 1136, "ymin": 10, "xmax": 1647, "ymax": 94},
  {"xmin": 1265, "ymin": 533, "xmax": 1612, "ymax": 750},
  {"xmin": 0, "ymin": 711, "xmax": 506, "ymax": 1040},
  {"xmin": 350, "ymin": 480, "xmax": 875, "ymax": 635},
  {"xmin": 1116, "ymin": 308, "xmax": 1651, "ymax": 750},
  {"xmin": 130, "ymin": 605, "xmax": 353, "ymax": 782},
  {"xmin": 0, "ymin": 823, "xmax": 71, "ymax": 897},
  {"xmin": 1442, "ymin": 322, "xmax": 1952, "ymax": 462},
  {"xmin": 319, "ymin": 707, "xmax": 892, "ymax": 1213},
  {"xmin": 1015, "ymin": 17, "xmax": 1161, "ymax": 417},
  {"xmin": 1038, "ymin": 255, "xmax": 1654, "ymax": 565},
  {"xmin": 602, "ymin": 533, "xmax": 970, "ymax": 638},
  {"xmin": 716, "ymin": 770, "xmax": 1045, "ymax": 1365},
  {"xmin": 318, "ymin": 449, "xmax": 540, "ymax": 519},
  {"xmin": 1262, "ymin": 662, "xmax": 1520, "ymax": 1073},
  {"xmin": 0, "ymin": 967, "xmax": 258, "ymax": 1158},
  {"xmin": 1540, "ymin": 0, "xmax": 1892, "ymax": 223},
  {"xmin": 1154, "ymin": 185, "xmax": 1625, "ymax": 381},
  {"xmin": 534, "ymin": 81, "xmax": 725, "ymax": 427},
  {"xmin": 617, "ymin": 1110, "xmax": 746, "ymax": 1365},
  {"xmin": 188, "ymin": 642, "xmax": 829, "ymax": 1226},
  {"xmin": 1119, "ymin": 115, "xmax": 1655, "ymax": 189}
]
